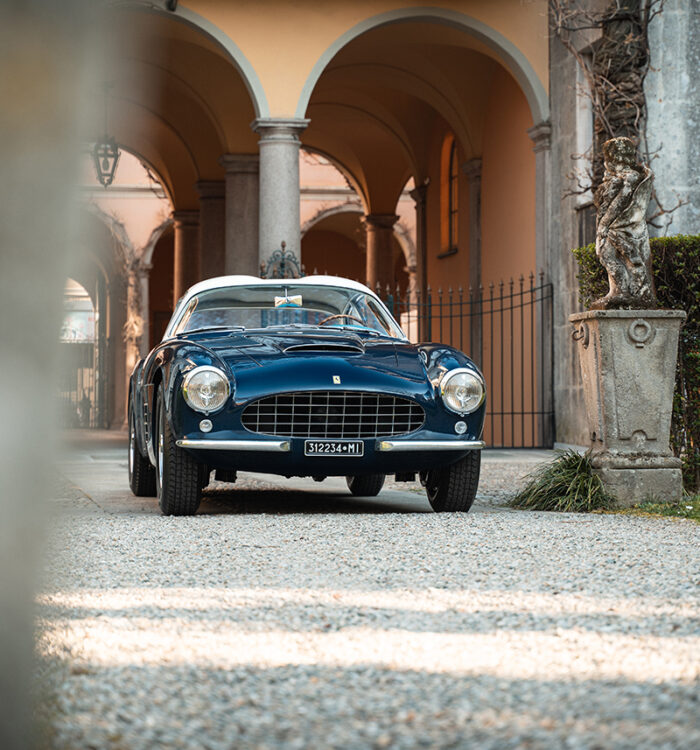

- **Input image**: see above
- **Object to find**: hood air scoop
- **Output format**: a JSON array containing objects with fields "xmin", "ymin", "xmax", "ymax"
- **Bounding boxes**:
[{"xmin": 283, "ymin": 341, "xmax": 364, "ymax": 354}]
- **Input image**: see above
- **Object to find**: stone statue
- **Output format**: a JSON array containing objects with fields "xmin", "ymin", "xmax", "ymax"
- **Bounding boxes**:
[{"xmin": 592, "ymin": 137, "xmax": 656, "ymax": 309}]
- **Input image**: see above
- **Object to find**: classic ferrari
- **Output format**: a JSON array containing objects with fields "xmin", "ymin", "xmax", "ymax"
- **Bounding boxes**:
[{"xmin": 128, "ymin": 276, "xmax": 486, "ymax": 515}]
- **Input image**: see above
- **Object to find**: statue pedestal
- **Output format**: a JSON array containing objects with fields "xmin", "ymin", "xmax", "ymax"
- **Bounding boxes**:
[{"xmin": 569, "ymin": 309, "xmax": 686, "ymax": 506}]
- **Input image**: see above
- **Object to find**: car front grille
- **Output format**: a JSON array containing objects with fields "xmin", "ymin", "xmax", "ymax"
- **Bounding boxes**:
[{"xmin": 241, "ymin": 391, "xmax": 425, "ymax": 438}]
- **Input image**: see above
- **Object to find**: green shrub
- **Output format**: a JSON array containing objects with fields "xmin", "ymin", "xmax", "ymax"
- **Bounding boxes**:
[
  {"xmin": 509, "ymin": 450, "xmax": 616, "ymax": 512},
  {"xmin": 572, "ymin": 236, "xmax": 700, "ymax": 491}
]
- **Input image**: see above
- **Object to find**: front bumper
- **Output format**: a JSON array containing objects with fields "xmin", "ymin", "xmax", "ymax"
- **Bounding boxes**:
[
  {"xmin": 176, "ymin": 438, "xmax": 484, "ymax": 452},
  {"xmin": 175, "ymin": 436, "xmax": 484, "ymax": 476}
]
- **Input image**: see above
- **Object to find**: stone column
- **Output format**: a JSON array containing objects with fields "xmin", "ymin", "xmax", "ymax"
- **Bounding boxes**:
[
  {"xmin": 409, "ymin": 184, "xmax": 428, "ymax": 342},
  {"xmin": 644, "ymin": 0, "xmax": 700, "ymax": 234},
  {"xmin": 528, "ymin": 121, "xmax": 554, "ymax": 446},
  {"xmin": 364, "ymin": 213, "xmax": 398, "ymax": 291},
  {"xmin": 123, "ymin": 261, "xmax": 151, "ymax": 427},
  {"xmin": 172, "ymin": 210, "xmax": 199, "ymax": 307},
  {"xmin": 219, "ymin": 154, "xmax": 259, "ymax": 276},
  {"xmin": 196, "ymin": 180, "xmax": 225, "ymax": 280},
  {"xmin": 528, "ymin": 122, "xmax": 552, "ymax": 278},
  {"xmin": 409, "ymin": 184, "xmax": 428, "ymax": 297},
  {"xmin": 251, "ymin": 118, "xmax": 309, "ymax": 274},
  {"xmin": 462, "ymin": 159, "xmax": 482, "ymax": 363}
]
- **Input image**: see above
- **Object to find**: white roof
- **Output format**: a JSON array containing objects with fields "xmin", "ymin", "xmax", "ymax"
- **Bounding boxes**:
[
  {"xmin": 182, "ymin": 274, "xmax": 375, "ymax": 298},
  {"xmin": 164, "ymin": 275, "xmax": 383, "ymax": 339}
]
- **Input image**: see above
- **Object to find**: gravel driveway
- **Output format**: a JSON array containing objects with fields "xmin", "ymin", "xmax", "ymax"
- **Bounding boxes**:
[{"xmin": 36, "ymin": 437, "xmax": 700, "ymax": 749}]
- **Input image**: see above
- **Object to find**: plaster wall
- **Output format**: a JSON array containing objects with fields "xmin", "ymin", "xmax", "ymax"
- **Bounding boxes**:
[
  {"xmin": 425, "ymin": 131, "xmax": 472, "ymax": 296},
  {"xmin": 480, "ymin": 67, "xmax": 535, "ymax": 287},
  {"xmin": 186, "ymin": 0, "xmax": 549, "ymax": 118},
  {"xmin": 645, "ymin": 0, "xmax": 700, "ymax": 235}
]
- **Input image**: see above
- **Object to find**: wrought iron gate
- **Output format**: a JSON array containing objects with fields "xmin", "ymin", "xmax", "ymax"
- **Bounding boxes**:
[{"xmin": 383, "ymin": 273, "xmax": 554, "ymax": 448}]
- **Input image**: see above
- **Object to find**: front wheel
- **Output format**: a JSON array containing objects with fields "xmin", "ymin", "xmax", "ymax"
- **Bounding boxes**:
[
  {"xmin": 424, "ymin": 451, "xmax": 481, "ymax": 512},
  {"xmin": 128, "ymin": 404, "xmax": 156, "ymax": 497},
  {"xmin": 346, "ymin": 474, "xmax": 385, "ymax": 497},
  {"xmin": 155, "ymin": 386, "xmax": 202, "ymax": 516}
]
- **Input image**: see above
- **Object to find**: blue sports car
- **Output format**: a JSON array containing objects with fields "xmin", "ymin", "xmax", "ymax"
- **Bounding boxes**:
[{"xmin": 128, "ymin": 276, "xmax": 486, "ymax": 515}]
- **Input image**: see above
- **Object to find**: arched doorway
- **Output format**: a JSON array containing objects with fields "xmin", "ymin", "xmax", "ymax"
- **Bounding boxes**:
[
  {"xmin": 59, "ymin": 275, "xmax": 108, "ymax": 429},
  {"xmin": 299, "ymin": 13, "xmax": 551, "ymax": 447}
]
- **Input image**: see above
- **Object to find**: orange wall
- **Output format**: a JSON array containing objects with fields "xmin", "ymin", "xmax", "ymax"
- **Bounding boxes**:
[
  {"xmin": 421, "ymin": 67, "xmax": 537, "ymax": 446},
  {"xmin": 480, "ymin": 67, "xmax": 535, "ymax": 286},
  {"xmin": 479, "ymin": 67, "xmax": 536, "ymax": 446},
  {"xmin": 425, "ymin": 122, "xmax": 472, "ymax": 294}
]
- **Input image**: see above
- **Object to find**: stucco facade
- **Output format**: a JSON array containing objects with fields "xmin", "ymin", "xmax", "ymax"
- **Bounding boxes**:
[{"xmin": 72, "ymin": 0, "xmax": 698, "ymax": 446}]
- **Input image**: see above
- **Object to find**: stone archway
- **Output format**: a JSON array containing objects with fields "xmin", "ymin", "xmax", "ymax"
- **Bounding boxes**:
[
  {"xmin": 296, "ymin": 7, "xmax": 548, "ymax": 124},
  {"xmin": 115, "ymin": 1, "xmax": 270, "ymax": 119}
]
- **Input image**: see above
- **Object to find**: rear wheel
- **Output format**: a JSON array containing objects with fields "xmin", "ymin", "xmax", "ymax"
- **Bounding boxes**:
[
  {"xmin": 424, "ymin": 451, "xmax": 481, "ymax": 512},
  {"xmin": 346, "ymin": 474, "xmax": 385, "ymax": 497},
  {"xmin": 128, "ymin": 404, "xmax": 156, "ymax": 497},
  {"xmin": 155, "ymin": 385, "xmax": 202, "ymax": 516}
]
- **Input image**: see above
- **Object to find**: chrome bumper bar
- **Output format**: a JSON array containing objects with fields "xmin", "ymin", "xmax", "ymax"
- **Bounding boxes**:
[
  {"xmin": 376, "ymin": 440, "xmax": 485, "ymax": 452},
  {"xmin": 177, "ymin": 439, "xmax": 290, "ymax": 452},
  {"xmin": 177, "ymin": 438, "xmax": 484, "ymax": 453}
]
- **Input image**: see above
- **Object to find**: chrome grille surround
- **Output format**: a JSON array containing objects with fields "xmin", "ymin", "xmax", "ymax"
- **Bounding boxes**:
[{"xmin": 241, "ymin": 391, "xmax": 425, "ymax": 439}]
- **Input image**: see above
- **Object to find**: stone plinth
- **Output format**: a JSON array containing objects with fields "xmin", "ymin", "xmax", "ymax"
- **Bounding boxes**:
[{"xmin": 569, "ymin": 309, "xmax": 686, "ymax": 506}]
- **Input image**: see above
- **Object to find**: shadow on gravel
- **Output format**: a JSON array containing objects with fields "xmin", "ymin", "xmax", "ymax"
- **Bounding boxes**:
[
  {"xmin": 36, "ymin": 661, "xmax": 699, "ymax": 750},
  {"xmin": 199, "ymin": 487, "xmax": 432, "ymax": 515}
]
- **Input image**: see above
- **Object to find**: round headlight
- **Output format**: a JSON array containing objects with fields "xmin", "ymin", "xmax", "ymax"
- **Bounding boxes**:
[
  {"xmin": 440, "ymin": 369, "xmax": 485, "ymax": 415},
  {"xmin": 182, "ymin": 366, "xmax": 230, "ymax": 414}
]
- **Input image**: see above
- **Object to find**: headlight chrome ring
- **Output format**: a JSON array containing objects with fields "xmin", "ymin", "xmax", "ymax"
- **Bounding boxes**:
[
  {"xmin": 440, "ymin": 368, "xmax": 485, "ymax": 415},
  {"xmin": 182, "ymin": 365, "xmax": 231, "ymax": 415}
]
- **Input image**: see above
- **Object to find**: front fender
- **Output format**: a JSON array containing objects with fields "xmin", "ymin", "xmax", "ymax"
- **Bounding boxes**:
[
  {"xmin": 143, "ymin": 339, "xmax": 234, "ymax": 462},
  {"xmin": 417, "ymin": 342, "xmax": 486, "ymax": 438}
]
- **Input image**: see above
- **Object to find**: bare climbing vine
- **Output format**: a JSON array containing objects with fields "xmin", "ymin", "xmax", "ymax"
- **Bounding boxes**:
[{"xmin": 549, "ymin": 0, "xmax": 685, "ymax": 225}]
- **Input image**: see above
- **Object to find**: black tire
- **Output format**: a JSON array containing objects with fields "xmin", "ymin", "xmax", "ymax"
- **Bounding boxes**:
[
  {"xmin": 346, "ymin": 474, "xmax": 385, "ymax": 497},
  {"xmin": 155, "ymin": 385, "xmax": 202, "ymax": 516},
  {"xmin": 424, "ymin": 451, "xmax": 481, "ymax": 512},
  {"xmin": 128, "ymin": 404, "xmax": 156, "ymax": 497}
]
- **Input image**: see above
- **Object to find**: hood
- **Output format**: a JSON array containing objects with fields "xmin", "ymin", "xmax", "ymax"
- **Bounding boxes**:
[{"xmin": 178, "ymin": 327, "xmax": 430, "ymax": 401}]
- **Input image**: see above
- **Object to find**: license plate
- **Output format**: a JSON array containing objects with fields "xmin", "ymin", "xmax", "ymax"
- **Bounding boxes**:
[{"xmin": 304, "ymin": 440, "xmax": 364, "ymax": 456}]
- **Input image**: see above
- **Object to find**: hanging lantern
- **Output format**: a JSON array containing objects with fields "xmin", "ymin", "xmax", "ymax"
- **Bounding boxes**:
[
  {"xmin": 92, "ymin": 82, "xmax": 120, "ymax": 188},
  {"xmin": 92, "ymin": 136, "xmax": 120, "ymax": 188}
]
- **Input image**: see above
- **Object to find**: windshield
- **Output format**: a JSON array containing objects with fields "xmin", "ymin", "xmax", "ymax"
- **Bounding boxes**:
[{"xmin": 170, "ymin": 284, "xmax": 405, "ymax": 339}]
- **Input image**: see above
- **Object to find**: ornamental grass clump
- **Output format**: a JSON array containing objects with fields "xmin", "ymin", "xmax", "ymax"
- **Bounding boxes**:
[{"xmin": 509, "ymin": 450, "xmax": 616, "ymax": 512}]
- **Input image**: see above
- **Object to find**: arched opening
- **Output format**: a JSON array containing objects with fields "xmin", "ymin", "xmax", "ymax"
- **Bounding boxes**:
[
  {"xmin": 62, "ymin": 210, "xmax": 119, "ymax": 429},
  {"xmin": 302, "ymin": 18, "xmax": 539, "ymax": 291},
  {"xmin": 59, "ymin": 279, "xmax": 100, "ymax": 428},
  {"xmin": 300, "ymin": 14, "xmax": 548, "ymax": 447}
]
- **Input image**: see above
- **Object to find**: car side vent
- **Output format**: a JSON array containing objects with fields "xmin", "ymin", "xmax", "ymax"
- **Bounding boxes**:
[{"xmin": 283, "ymin": 343, "xmax": 364, "ymax": 354}]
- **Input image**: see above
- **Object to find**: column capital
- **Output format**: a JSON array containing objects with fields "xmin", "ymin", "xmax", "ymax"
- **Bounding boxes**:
[
  {"xmin": 462, "ymin": 158, "xmax": 482, "ymax": 182},
  {"xmin": 172, "ymin": 209, "xmax": 199, "ymax": 227},
  {"xmin": 219, "ymin": 153, "xmax": 259, "ymax": 174},
  {"xmin": 527, "ymin": 121, "xmax": 552, "ymax": 153},
  {"xmin": 135, "ymin": 262, "xmax": 152, "ymax": 280},
  {"xmin": 363, "ymin": 213, "xmax": 399, "ymax": 230},
  {"xmin": 196, "ymin": 180, "xmax": 225, "ymax": 200},
  {"xmin": 409, "ymin": 183, "xmax": 428, "ymax": 205},
  {"xmin": 251, "ymin": 117, "xmax": 310, "ymax": 144}
]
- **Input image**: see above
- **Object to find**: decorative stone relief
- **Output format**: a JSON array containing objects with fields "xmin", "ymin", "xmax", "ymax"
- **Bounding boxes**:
[{"xmin": 592, "ymin": 137, "xmax": 657, "ymax": 310}]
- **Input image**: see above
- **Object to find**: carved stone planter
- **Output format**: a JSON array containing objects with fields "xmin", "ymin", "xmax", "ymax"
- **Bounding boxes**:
[{"xmin": 569, "ymin": 309, "xmax": 686, "ymax": 506}]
